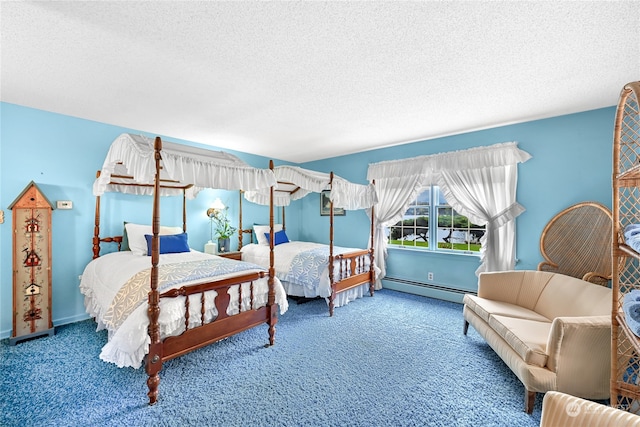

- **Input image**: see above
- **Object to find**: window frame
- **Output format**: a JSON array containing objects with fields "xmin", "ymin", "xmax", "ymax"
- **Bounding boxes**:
[{"xmin": 387, "ymin": 185, "xmax": 484, "ymax": 256}]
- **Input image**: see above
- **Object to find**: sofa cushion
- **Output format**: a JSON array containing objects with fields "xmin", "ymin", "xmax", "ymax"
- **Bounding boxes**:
[
  {"xmin": 534, "ymin": 274, "xmax": 611, "ymax": 320},
  {"xmin": 477, "ymin": 270, "xmax": 556, "ymax": 310},
  {"xmin": 488, "ymin": 314, "xmax": 552, "ymax": 367},
  {"xmin": 463, "ymin": 294, "xmax": 551, "ymax": 324}
]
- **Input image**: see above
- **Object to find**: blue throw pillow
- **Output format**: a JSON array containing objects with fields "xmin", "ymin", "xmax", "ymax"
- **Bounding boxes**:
[
  {"xmin": 145, "ymin": 233, "xmax": 190, "ymax": 255},
  {"xmin": 264, "ymin": 229, "xmax": 289, "ymax": 246}
]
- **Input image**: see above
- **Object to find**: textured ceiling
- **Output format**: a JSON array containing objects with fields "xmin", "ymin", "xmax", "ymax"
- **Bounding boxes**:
[{"xmin": 1, "ymin": 1, "xmax": 639, "ymax": 163}]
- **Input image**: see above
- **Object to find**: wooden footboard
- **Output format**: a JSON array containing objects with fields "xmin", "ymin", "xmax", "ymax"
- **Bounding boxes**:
[
  {"xmin": 329, "ymin": 248, "xmax": 375, "ymax": 316},
  {"xmin": 146, "ymin": 270, "xmax": 278, "ymax": 404}
]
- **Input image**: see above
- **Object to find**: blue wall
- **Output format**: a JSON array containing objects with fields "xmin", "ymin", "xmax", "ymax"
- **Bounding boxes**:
[
  {"xmin": 0, "ymin": 103, "xmax": 287, "ymax": 338},
  {"xmin": 0, "ymin": 102, "xmax": 615, "ymax": 338},
  {"xmin": 301, "ymin": 108, "xmax": 615, "ymax": 302}
]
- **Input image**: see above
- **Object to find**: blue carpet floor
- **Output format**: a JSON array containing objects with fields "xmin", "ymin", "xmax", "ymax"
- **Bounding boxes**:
[{"xmin": 0, "ymin": 289, "xmax": 544, "ymax": 426}]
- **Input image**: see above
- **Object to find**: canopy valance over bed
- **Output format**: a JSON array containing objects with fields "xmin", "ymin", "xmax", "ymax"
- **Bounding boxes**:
[
  {"xmin": 244, "ymin": 165, "xmax": 377, "ymax": 209},
  {"xmin": 93, "ymin": 133, "xmax": 276, "ymax": 197}
]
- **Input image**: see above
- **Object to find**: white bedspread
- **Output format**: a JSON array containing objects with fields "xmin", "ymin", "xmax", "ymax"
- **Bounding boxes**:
[
  {"xmin": 241, "ymin": 241, "xmax": 371, "ymax": 306},
  {"xmin": 80, "ymin": 250, "xmax": 288, "ymax": 369}
]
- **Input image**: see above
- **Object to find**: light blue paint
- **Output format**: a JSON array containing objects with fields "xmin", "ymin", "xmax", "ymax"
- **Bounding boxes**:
[
  {"xmin": 0, "ymin": 103, "xmax": 287, "ymax": 338},
  {"xmin": 0, "ymin": 101, "xmax": 616, "ymax": 338},
  {"xmin": 302, "ymin": 107, "xmax": 615, "ymax": 298}
]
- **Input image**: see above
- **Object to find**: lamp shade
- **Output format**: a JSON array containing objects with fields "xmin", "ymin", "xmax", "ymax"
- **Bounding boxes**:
[
  {"xmin": 207, "ymin": 198, "xmax": 226, "ymax": 217},
  {"xmin": 211, "ymin": 198, "xmax": 225, "ymax": 210}
]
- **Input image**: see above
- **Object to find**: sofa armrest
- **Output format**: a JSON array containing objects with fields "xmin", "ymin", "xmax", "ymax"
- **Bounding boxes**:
[{"xmin": 546, "ymin": 315, "xmax": 611, "ymax": 397}]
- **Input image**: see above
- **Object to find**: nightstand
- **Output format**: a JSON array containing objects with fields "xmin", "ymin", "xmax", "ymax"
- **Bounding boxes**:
[{"xmin": 217, "ymin": 251, "xmax": 242, "ymax": 261}]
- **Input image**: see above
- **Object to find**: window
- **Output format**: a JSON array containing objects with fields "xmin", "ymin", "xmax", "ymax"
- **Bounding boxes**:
[
  {"xmin": 388, "ymin": 186, "xmax": 485, "ymax": 254},
  {"xmin": 389, "ymin": 188, "xmax": 431, "ymax": 248}
]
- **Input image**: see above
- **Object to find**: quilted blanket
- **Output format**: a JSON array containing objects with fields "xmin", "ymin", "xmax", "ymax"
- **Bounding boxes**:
[
  {"xmin": 103, "ymin": 257, "xmax": 264, "ymax": 331},
  {"xmin": 285, "ymin": 247, "xmax": 331, "ymax": 291}
]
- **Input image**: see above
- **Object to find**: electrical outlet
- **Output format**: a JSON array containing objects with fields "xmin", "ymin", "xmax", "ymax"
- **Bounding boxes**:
[{"xmin": 428, "ymin": 272, "xmax": 434, "ymax": 281}]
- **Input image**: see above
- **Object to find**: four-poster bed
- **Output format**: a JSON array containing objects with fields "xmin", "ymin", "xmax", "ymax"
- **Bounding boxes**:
[
  {"xmin": 80, "ymin": 133, "xmax": 287, "ymax": 405},
  {"xmin": 241, "ymin": 164, "xmax": 378, "ymax": 316}
]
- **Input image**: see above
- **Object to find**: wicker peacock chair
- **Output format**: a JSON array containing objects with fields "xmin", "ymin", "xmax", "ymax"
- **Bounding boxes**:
[{"xmin": 537, "ymin": 201, "xmax": 613, "ymax": 286}]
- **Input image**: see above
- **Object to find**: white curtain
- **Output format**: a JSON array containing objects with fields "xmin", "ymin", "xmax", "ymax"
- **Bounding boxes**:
[
  {"xmin": 438, "ymin": 164, "xmax": 524, "ymax": 274},
  {"xmin": 367, "ymin": 142, "xmax": 531, "ymax": 285},
  {"xmin": 368, "ymin": 175, "xmax": 423, "ymax": 289}
]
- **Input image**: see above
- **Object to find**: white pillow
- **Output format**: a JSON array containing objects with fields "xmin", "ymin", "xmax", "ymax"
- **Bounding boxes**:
[
  {"xmin": 253, "ymin": 224, "xmax": 283, "ymax": 246},
  {"xmin": 125, "ymin": 223, "xmax": 184, "ymax": 256}
]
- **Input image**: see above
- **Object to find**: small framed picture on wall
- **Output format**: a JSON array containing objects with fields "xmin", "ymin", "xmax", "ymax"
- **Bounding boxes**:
[{"xmin": 320, "ymin": 190, "xmax": 345, "ymax": 216}]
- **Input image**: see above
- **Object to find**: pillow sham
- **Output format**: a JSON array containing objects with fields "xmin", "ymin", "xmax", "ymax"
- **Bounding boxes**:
[
  {"xmin": 253, "ymin": 224, "xmax": 283, "ymax": 246},
  {"xmin": 265, "ymin": 229, "xmax": 289, "ymax": 246},
  {"xmin": 144, "ymin": 233, "xmax": 190, "ymax": 255},
  {"xmin": 122, "ymin": 221, "xmax": 130, "ymax": 251},
  {"xmin": 125, "ymin": 222, "xmax": 183, "ymax": 256}
]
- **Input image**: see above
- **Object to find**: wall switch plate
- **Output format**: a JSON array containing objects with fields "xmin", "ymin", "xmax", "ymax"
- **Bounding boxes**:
[{"xmin": 57, "ymin": 200, "xmax": 73, "ymax": 209}]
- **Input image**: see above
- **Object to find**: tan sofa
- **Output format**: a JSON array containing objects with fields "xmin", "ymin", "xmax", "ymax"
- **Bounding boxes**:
[
  {"xmin": 540, "ymin": 391, "xmax": 640, "ymax": 426},
  {"xmin": 462, "ymin": 270, "xmax": 611, "ymax": 413}
]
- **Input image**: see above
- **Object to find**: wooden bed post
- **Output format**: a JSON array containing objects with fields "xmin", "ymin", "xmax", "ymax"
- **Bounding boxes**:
[
  {"xmin": 92, "ymin": 171, "xmax": 102, "ymax": 259},
  {"xmin": 369, "ymin": 182, "xmax": 375, "ymax": 297},
  {"xmin": 281, "ymin": 205, "xmax": 286, "ymax": 230},
  {"xmin": 328, "ymin": 172, "xmax": 335, "ymax": 317},
  {"xmin": 146, "ymin": 136, "xmax": 163, "ymax": 405},
  {"xmin": 267, "ymin": 160, "xmax": 277, "ymax": 345},
  {"xmin": 182, "ymin": 190, "xmax": 187, "ymax": 233},
  {"xmin": 237, "ymin": 190, "xmax": 255, "ymax": 250},
  {"xmin": 238, "ymin": 190, "xmax": 243, "ymax": 250}
]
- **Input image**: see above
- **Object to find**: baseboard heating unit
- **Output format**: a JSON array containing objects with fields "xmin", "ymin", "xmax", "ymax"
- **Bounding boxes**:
[{"xmin": 382, "ymin": 276, "xmax": 475, "ymax": 303}]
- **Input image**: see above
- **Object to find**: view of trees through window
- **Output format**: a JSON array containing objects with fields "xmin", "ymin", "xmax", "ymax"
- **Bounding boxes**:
[{"xmin": 388, "ymin": 187, "xmax": 485, "ymax": 253}]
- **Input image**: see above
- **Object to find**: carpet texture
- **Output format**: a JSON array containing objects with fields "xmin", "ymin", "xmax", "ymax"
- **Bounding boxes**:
[{"xmin": 1, "ymin": 289, "xmax": 545, "ymax": 426}]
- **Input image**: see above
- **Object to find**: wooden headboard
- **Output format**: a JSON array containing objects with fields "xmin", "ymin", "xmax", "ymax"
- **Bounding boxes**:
[
  {"xmin": 238, "ymin": 189, "xmax": 286, "ymax": 250},
  {"xmin": 92, "ymin": 169, "xmax": 189, "ymax": 259}
]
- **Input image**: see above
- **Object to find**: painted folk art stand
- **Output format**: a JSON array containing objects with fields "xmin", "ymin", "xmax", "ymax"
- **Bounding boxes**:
[{"xmin": 9, "ymin": 181, "xmax": 55, "ymax": 345}]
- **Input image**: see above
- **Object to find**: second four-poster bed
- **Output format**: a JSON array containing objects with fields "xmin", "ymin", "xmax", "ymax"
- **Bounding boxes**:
[
  {"xmin": 241, "ymin": 164, "xmax": 378, "ymax": 316},
  {"xmin": 80, "ymin": 133, "xmax": 287, "ymax": 405}
]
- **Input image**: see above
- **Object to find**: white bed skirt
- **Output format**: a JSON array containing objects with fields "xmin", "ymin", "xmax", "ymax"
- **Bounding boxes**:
[{"xmin": 282, "ymin": 281, "xmax": 369, "ymax": 308}]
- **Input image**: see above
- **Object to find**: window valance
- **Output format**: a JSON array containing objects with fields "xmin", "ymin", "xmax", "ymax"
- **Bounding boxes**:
[{"xmin": 367, "ymin": 141, "xmax": 532, "ymax": 184}]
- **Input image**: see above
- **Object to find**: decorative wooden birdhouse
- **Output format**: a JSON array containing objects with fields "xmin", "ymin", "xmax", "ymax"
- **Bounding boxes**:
[{"xmin": 9, "ymin": 181, "xmax": 55, "ymax": 345}]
